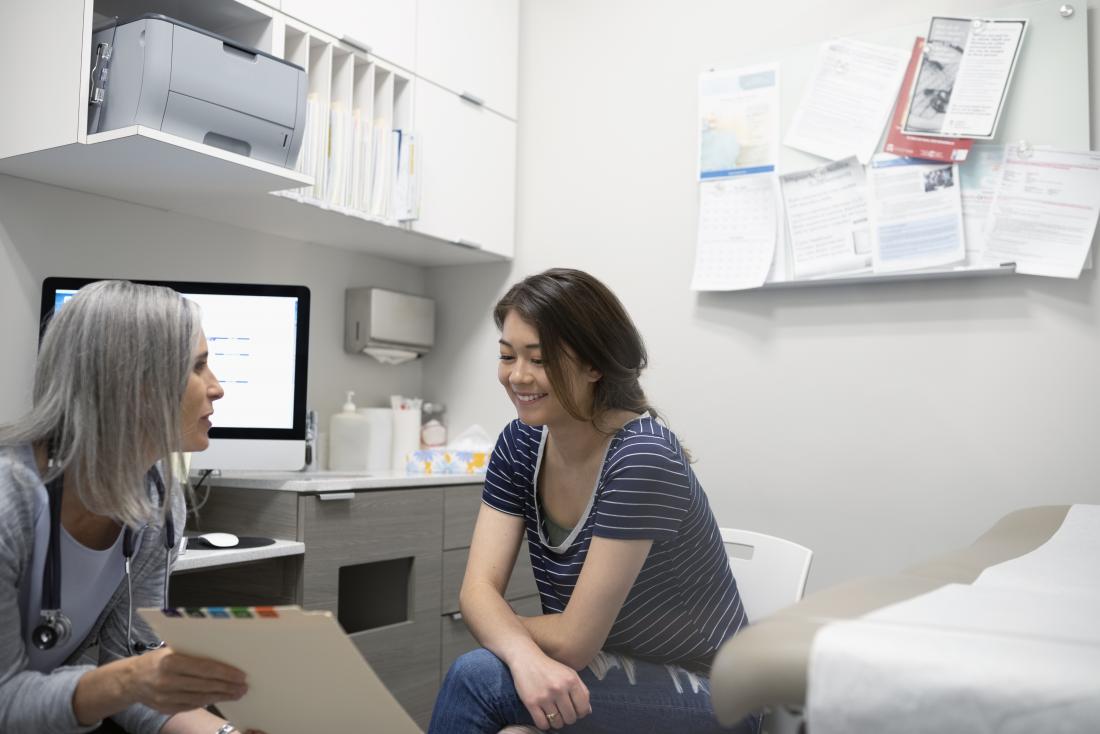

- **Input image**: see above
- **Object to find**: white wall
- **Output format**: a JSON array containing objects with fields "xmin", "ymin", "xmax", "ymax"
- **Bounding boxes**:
[
  {"xmin": 0, "ymin": 174, "xmax": 426, "ymax": 436},
  {"xmin": 424, "ymin": 0, "xmax": 1100, "ymax": 592}
]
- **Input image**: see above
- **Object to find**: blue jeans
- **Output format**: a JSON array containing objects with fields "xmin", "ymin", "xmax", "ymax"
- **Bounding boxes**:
[{"xmin": 428, "ymin": 648, "xmax": 761, "ymax": 734}]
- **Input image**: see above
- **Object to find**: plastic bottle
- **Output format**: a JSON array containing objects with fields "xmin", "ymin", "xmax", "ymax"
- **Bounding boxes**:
[
  {"xmin": 328, "ymin": 391, "xmax": 370, "ymax": 471},
  {"xmin": 420, "ymin": 402, "xmax": 447, "ymax": 449}
]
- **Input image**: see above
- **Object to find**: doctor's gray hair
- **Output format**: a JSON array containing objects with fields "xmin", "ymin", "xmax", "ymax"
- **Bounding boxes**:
[{"xmin": 0, "ymin": 280, "xmax": 202, "ymax": 527}]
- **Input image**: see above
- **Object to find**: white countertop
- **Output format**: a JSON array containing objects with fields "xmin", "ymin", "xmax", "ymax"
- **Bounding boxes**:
[
  {"xmin": 201, "ymin": 469, "xmax": 484, "ymax": 492},
  {"xmin": 174, "ymin": 538, "xmax": 305, "ymax": 572}
]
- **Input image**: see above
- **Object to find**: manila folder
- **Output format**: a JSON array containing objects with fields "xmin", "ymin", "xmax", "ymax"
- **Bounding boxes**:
[{"xmin": 139, "ymin": 606, "xmax": 423, "ymax": 734}]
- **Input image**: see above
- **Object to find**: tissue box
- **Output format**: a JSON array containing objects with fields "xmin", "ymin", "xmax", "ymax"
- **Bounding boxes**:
[{"xmin": 405, "ymin": 449, "xmax": 488, "ymax": 475}]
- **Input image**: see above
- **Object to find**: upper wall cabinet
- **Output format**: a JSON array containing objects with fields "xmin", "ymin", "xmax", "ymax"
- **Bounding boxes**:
[
  {"xmin": 415, "ymin": 0, "xmax": 519, "ymax": 119},
  {"xmin": 412, "ymin": 80, "xmax": 516, "ymax": 258},
  {"xmin": 280, "ymin": 0, "xmax": 417, "ymax": 72}
]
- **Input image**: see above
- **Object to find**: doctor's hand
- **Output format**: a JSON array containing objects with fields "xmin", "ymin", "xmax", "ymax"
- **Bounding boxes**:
[
  {"xmin": 510, "ymin": 651, "xmax": 591, "ymax": 730},
  {"xmin": 124, "ymin": 646, "xmax": 249, "ymax": 714}
]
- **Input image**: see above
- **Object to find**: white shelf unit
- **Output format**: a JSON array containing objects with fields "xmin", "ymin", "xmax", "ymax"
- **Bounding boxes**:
[{"xmin": 0, "ymin": 0, "xmax": 518, "ymax": 267}]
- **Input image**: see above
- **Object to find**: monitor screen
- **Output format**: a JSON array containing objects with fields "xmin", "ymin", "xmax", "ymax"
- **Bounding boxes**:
[{"xmin": 41, "ymin": 277, "xmax": 311, "ymax": 471}]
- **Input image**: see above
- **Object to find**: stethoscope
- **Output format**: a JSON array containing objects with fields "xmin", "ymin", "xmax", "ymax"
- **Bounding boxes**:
[{"xmin": 31, "ymin": 451, "xmax": 176, "ymax": 655}]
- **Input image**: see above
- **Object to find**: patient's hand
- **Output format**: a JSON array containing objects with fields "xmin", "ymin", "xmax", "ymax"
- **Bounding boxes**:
[{"xmin": 510, "ymin": 651, "xmax": 592, "ymax": 730}]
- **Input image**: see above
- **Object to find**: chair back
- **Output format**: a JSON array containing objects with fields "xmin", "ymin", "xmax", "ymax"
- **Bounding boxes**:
[{"xmin": 721, "ymin": 528, "xmax": 812, "ymax": 622}]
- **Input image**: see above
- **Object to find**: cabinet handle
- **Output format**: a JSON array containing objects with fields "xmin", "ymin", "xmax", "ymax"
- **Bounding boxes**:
[
  {"xmin": 459, "ymin": 91, "xmax": 485, "ymax": 107},
  {"xmin": 448, "ymin": 611, "xmax": 463, "ymax": 621},
  {"xmin": 455, "ymin": 238, "xmax": 483, "ymax": 250},
  {"xmin": 342, "ymin": 35, "xmax": 372, "ymax": 55},
  {"xmin": 318, "ymin": 492, "xmax": 355, "ymax": 501}
]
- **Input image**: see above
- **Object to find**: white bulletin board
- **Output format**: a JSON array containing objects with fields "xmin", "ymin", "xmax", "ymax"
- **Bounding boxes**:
[{"xmin": 709, "ymin": 0, "xmax": 1091, "ymax": 290}]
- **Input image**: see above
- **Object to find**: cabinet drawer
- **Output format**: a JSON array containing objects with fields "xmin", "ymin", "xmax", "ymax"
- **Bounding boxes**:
[
  {"xmin": 300, "ymin": 488, "xmax": 443, "ymax": 608},
  {"xmin": 440, "ymin": 612, "xmax": 476, "ymax": 678},
  {"xmin": 443, "ymin": 485, "xmax": 483, "ymax": 549},
  {"xmin": 441, "ymin": 547, "xmax": 537, "ymax": 614}
]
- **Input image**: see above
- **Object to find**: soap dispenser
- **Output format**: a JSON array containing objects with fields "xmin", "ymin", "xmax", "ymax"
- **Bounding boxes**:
[{"xmin": 329, "ymin": 391, "xmax": 369, "ymax": 471}]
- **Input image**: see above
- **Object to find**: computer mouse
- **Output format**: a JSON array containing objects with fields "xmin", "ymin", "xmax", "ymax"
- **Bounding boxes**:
[{"xmin": 200, "ymin": 532, "xmax": 240, "ymax": 548}]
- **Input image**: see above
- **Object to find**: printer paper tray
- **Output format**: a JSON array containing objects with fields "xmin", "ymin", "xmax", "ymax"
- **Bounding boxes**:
[{"xmin": 162, "ymin": 93, "xmax": 294, "ymax": 167}]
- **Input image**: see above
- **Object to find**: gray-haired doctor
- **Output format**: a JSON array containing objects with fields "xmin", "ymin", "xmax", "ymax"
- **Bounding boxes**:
[{"xmin": 0, "ymin": 280, "xmax": 257, "ymax": 734}]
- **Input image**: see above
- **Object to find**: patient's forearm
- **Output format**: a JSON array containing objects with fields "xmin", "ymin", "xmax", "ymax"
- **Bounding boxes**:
[
  {"xmin": 520, "ymin": 613, "xmax": 594, "ymax": 670},
  {"xmin": 460, "ymin": 583, "xmax": 543, "ymax": 667}
]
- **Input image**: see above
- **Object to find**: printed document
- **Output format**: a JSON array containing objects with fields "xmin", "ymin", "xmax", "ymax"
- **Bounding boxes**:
[
  {"xmin": 784, "ymin": 39, "xmax": 909, "ymax": 164},
  {"xmin": 699, "ymin": 65, "xmax": 780, "ymax": 179},
  {"xmin": 983, "ymin": 146, "xmax": 1100, "ymax": 278},
  {"xmin": 691, "ymin": 175, "xmax": 777, "ymax": 291},
  {"xmin": 902, "ymin": 17, "xmax": 1026, "ymax": 139},
  {"xmin": 883, "ymin": 38, "xmax": 972, "ymax": 163},
  {"xmin": 779, "ymin": 156, "xmax": 871, "ymax": 278},
  {"xmin": 868, "ymin": 155, "xmax": 965, "ymax": 272},
  {"xmin": 958, "ymin": 143, "xmax": 1004, "ymax": 266}
]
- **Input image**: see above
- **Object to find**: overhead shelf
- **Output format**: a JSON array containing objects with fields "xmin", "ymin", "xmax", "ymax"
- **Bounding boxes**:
[
  {"xmin": 0, "ymin": 126, "xmax": 312, "ymax": 204},
  {"xmin": 0, "ymin": 125, "xmax": 510, "ymax": 266},
  {"xmin": 202, "ymin": 191, "xmax": 510, "ymax": 267}
]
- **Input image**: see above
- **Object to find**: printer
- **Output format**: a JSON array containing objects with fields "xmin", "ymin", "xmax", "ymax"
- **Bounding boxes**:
[{"xmin": 89, "ymin": 14, "xmax": 307, "ymax": 168}]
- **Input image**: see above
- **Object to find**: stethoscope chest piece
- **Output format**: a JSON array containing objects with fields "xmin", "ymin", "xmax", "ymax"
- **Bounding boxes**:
[{"xmin": 32, "ymin": 609, "xmax": 73, "ymax": 651}]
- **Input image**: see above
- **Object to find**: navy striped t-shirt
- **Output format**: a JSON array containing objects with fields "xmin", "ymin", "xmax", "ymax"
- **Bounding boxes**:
[{"xmin": 482, "ymin": 416, "xmax": 747, "ymax": 672}]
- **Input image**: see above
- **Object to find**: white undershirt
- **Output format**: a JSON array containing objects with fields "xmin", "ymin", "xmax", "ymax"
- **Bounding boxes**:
[{"xmin": 22, "ymin": 484, "xmax": 129, "ymax": 672}]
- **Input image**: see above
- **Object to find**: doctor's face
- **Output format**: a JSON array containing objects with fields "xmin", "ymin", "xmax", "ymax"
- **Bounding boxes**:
[{"xmin": 180, "ymin": 329, "xmax": 225, "ymax": 452}]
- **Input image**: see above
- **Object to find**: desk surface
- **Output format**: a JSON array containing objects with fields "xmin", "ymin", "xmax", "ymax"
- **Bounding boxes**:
[
  {"xmin": 710, "ymin": 505, "xmax": 1073, "ymax": 724},
  {"xmin": 204, "ymin": 469, "xmax": 483, "ymax": 493},
  {"xmin": 173, "ymin": 538, "xmax": 305, "ymax": 573}
]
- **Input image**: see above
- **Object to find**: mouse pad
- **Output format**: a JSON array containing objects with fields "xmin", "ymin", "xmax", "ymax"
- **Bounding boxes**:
[{"xmin": 186, "ymin": 536, "xmax": 276, "ymax": 550}]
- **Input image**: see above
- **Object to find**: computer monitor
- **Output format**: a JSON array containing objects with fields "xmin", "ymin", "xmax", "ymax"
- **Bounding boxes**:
[{"xmin": 40, "ymin": 277, "xmax": 310, "ymax": 471}]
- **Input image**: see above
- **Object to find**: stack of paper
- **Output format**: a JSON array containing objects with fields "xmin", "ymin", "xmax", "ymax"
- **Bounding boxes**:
[
  {"xmin": 293, "ymin": 93, "xmax": 330, "ymax": 202},
  {"xmin": 348, "ymin": 109, "xmax": 374, "ymax": 213},
  {"xmin": 368, "ymin": 119, "xmax": 394, "ymax": 219},
  {"xmin": 326, "ymin": 102, "xmax": 353, "ymax": 208},
  {"xmin": 392, "ymin": 130, "xmax": 419, "ymax": 222}
]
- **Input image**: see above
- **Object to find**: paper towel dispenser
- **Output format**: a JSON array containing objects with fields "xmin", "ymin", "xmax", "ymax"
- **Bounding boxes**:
[{"xmin": 345, "ymin": 288, "xmax": 434, "ymax": 360}]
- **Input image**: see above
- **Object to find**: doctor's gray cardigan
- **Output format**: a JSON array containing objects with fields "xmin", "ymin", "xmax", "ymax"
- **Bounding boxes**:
[{"xmin": 0, "ymin": 443, "xmax": 182, "ymax": 734}]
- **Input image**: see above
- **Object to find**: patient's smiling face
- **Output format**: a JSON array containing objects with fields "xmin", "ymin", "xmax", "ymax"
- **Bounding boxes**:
[{"xmin": 497, "ymin": 310, "xmax": 596, "ymax": 427}]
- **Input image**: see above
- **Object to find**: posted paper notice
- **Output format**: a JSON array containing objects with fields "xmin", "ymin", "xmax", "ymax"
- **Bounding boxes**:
[
  {"xmin": 784, "ymin": 39, "xmax": 909, "ymax": 164},
  {"xmin": 691, "ymin": 175, "xmax": 777, "ymax": 291},
  {"xmin": 699, "ymin": 65, "xmax": 780, "ymax": 180},
  {"xmin": 983, "ymin": 146, "xmax": 1100, "ymax": 278},
  {"xmin": 902, "ymin": 17, "xmax": 1026, "ymax": 139},
  {"xmin": 780, "ymin": 156, "xmax": 871, "ymax": 278},
  {"xmin": 868, "ymin": 155, "xmax": 966, "ymax": 273}
]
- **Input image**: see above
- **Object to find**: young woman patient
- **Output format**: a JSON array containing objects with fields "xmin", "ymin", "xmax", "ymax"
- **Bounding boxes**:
[{"xmin": 429, "ymin": 268, "xmax": 759, "ymax": 733}]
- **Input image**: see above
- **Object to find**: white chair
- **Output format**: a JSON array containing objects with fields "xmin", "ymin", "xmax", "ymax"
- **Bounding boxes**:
[
  {"xmin": 722, "ymin": 528, "xmax": 812, "ymax": 734},
  {"xmin": 721, "ymin": 528, "xmax": 813, "ymax": 622}
]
